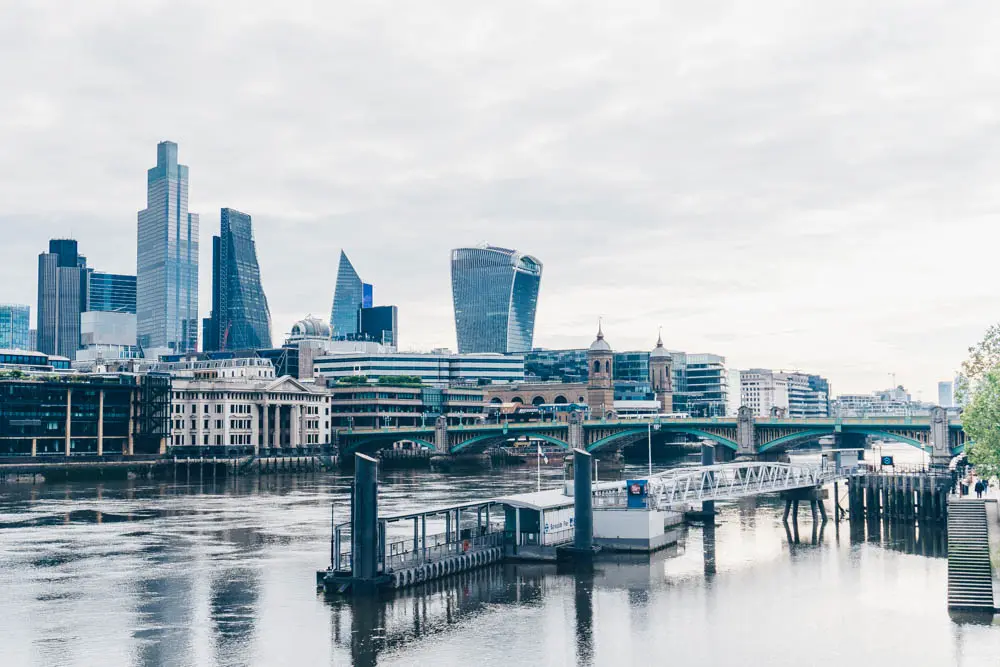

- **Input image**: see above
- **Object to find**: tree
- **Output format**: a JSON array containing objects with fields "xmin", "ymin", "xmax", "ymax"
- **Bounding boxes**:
[
  {"xmin": 958, "ymin": 324, "xmax": 1000, "ymax": 403},
  {"xmin": 961, "ymin": 369, "xmax": 1000, "ymax": 479}
]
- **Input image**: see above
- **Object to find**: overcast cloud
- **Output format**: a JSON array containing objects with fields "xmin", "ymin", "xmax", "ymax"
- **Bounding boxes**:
[{"xmin": 1, "ymin": 0, "xmax": 998, "ymax": 400}]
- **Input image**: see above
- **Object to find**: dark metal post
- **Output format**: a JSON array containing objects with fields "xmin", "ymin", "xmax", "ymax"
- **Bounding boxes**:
[
  {"xmin": 573, "ymin": 449, "xmax": 594, "ymax": 551},
  {"xmin": 701, "ymin": 443, "xmax": 716, "ymax": 516},
  {"xmin": 351, "ymin": 453, "xmax": 379, "ymax": 581}
]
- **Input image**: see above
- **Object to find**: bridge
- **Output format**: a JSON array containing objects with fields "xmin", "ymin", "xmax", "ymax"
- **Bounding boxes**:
[{"xmin": 336, "ymin": 406, "xmax": 965, "ymax": 463}]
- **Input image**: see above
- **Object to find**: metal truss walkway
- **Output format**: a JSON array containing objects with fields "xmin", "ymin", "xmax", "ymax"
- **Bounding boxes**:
[{"xmin": 595, "ymin": 462, "xmax": 843, "ymax": 510}]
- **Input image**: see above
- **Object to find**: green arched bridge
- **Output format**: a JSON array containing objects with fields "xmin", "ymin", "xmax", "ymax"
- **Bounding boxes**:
[{"xmin": 336, "ymin": 407, "xmax": 964, "ymax": 464}]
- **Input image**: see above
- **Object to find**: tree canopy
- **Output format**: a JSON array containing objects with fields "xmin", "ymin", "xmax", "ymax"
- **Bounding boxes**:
[{"xmin": 961, "ymin": 369, "xmax": 1000, "ymax": 478}]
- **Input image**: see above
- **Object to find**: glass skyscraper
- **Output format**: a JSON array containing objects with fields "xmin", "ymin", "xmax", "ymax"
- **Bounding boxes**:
[
  {"xmin": 203, "ymin": 208, "xmax": 272, "ymax": 351},
  {"xmin": 451, "ymin": 245, "xmax": 542, "ymax": 354},
  {"xmin": 0, "ymin": 304, "xmax": 30, "ymax": 350},
  {"xmin": 37, "ymin": 239, "xmax": 88, "ymax": 359},
  {"xmin": 137, "ymin": 141, "xmax": 199, "ymax": 353},
  {"xmin": 87, "ymin": 272, "xmax": 137, "ymax": 313},
  {"xmin": 330, "ymin": 251, "xmax": 364, "ymax": 339}
]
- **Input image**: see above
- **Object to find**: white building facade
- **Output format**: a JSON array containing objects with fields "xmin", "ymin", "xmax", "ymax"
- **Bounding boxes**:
[
  {"xmin": 740, "ymin": 369, "xmax": 789, "ymax": 417},
  {"xmin": 158, "ymin": 357, "xmax": 331, "ymax": 452}
]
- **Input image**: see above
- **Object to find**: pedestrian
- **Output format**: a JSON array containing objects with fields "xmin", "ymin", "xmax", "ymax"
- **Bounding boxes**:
[{"xmin": 975, "ymin": 480, "xmax": 984, "ymax": 499}]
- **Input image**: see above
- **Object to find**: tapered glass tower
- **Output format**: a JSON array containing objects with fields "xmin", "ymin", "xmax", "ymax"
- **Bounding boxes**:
[
  {"xmin": 450, "ymin": 245, "xmax": 542, "ymax": 354},
  {"xmin": 203, "ymin": 208, "xmax": 272, "ymax": 351},
  {"xmin": 137, "ymin": 141, "xmax": 199, "ymax": 353},
  {"xmin": 330, "ymin": 251, "xmax": 363, "ymax": 339}
]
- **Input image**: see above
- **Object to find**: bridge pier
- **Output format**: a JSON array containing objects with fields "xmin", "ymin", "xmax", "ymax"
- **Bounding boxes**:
[{"xmin": 701, "ymin": 443, "xmax": 716, "ymax": 516}]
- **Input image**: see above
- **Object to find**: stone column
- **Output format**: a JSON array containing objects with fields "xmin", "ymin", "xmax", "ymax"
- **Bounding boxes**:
[
  {"xmin": 127, "ymin": 394, "xmax": 134, "ymax": 456},
  {"xmin": 736, "ymin": 406, "xmax": 755, "ymax": 457},
  {"xmin": 250, "ymin": 404, "xmax": 260, "ymax": 455},
  {"xmin": 435, "ymin": 416, "xmax": 448, "ymax": 452},
  {"xmin": 568, "ymin": 411, "xmax": 583, "ymax": 450},
  {"xmin": 196, "ymin": 400, "xmax": 203, "ymax": 448},
  {"xmin": 97, "ymin": 389, "xmax": 104, "ymax": 457},
  {"xmin": 31, "ymin": 438, "xmax": 37, "ymax": 457},
  {"xmin": 291, "ymin": 405, "xmax": 301, "ymax": 448},
  {"xmin": 262, "ymin": 402, "xmax": 270, "ymax": 451},
  {"xmin": 929, "ymin": 406, "xmax": 951, "ymax": 471},
  {"xmin": 65, "ymin": 388, "xmax": 73, "ymax": 456},
  {"xmin": 222, "ymin": 399, "xmax": 231, "ymax": 450},
  {"xmin": 273, "ymin": 405, "xmax": 282, "ymax": 448}
]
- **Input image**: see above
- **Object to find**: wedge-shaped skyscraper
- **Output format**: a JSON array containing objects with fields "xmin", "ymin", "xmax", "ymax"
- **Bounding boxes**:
[
  {"xmin": 451, "ymin": 245, "xmax": 542, "ymax": 354},
  {"xmin": 330, "ymin": 251, "xmax": 364, "ymax": 338},
  {"xmin": 203, "ymin": 208, "xmax": 272, "ymax": 351}
]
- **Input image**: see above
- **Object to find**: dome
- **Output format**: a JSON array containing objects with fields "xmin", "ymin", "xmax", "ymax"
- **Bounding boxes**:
[
  {"xmin": 290, "ymin": 316, "xmax": 331, "ymax": 339},
  {"xmin": 589, "ymin": 323, "xmax": 612, "ymax": 352},
  {"xmin": 650, "ymin": 331, "xmax": 671, "ymax": 359}
]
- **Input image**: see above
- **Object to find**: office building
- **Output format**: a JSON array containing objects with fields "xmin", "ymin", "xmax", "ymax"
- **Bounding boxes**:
[
  {"xmin": 330, "ymin": 251, "xmax": 364, "ymax": 338},
  {"xmin": 76, "ymin": 311, "xmax": 142, "ymax": 363},
  {"xmin": 37, "ymin": 239, "xmax": 88, "ymax": 359},
  {"xmin": 28, "ymin": 329, "xmax": 37, "ymax": 351},
  {"xmin": 938, "ymin": 381, "xmax": 954, "ymax": 408},
  {"xmin": 614, "ymin": 351, "xmax": 651, "ymax": 382},
  {"xmin": 0, "ymin": 371, "xmax": 171, "ymax": 457},
  {"xmin": 137, "ymin": 141, "xmax": 199, "ymax": 354},
  {"xmin": 524, "ymin": 349, "xmax": 589, "ymax": 383},
  {"xmin": 326, "ymin": 385, "xmax": 484, "ymax": 428},
  {"xmin": 362, "ymin": 283, "xmax": 373, "ymax": 309},
  {"xmin": 451, "ymin": 245, "xmax": 542, "ymax": 354},
  {"xmin": 790, "ymin": 373, "xmax": 830, "ymax": 417},
  {"xmin": 87, "ymin": 272, "xmax": 137, "ymax": 313},
  {"xmin": 726, "ymin": 369, "xmax": 742, "ymax": 415},
  {"xmin": 157, "ymin": 357, "xmax": 331, "ymax": 452},
  {"xmin": 740, "ymin": 369, "xmax": 789, "ymax": 417},
  {"xmin": 313, "ymin": 351, "xmax": 524, "ymax": 387},
  {"xmin": 0, "ymin": 304, "xmax": 30, "ymax": 350},
  {"xmin": 359, "ymin": 305, "xmax": 398, "ymax": 346},
  {"xmin": 671, "ymin": 352, "xmax": 728, "ymax": 417},
  {"xmin": 203, "ymin": 208, "xmax": 272, "ymax": 352}
]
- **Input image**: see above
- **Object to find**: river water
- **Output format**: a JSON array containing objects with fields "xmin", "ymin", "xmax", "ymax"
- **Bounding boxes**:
[{"xmin": 1, "ymin": 444, "xmax": 998, "ymax": 666}]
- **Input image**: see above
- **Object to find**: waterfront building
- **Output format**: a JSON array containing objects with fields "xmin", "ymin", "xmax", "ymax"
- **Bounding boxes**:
[
  {"xmin": 87, "ymin": 272, "xmax": 137, "ymax": 314},
  {"xmin": 330, "ymin": 251, "xmax": 364, "ymax": 339},
  {"xmin": 76, "ymin": 311, "xmax": 142, "ymax": 364},
  {"xmin": 359, "ymin": 305, "xmax": 398, "ymax": 347},
  {"xmin": 203, "ymin": 208, "xmax": 272, "ymax": 352},
  {"xmin": 37, "ymin": 239, "xmax": 88, "ymax": 359},
  {"xmin": 786, "ymin": 373, "xmax": 830, "ymax": 417},
  {"xmin": 154, "ymin": 357, "xmax": 330, "ymax": 452},
  {"xmin": 313, "ymin": 351, "xmax": 524, "ymax": 387},
  {"xmin": 671, "ymin": 352, "xmax": 728, "ymax": 417},
  {"xmin": 0, "ymin": 371, "xmax": 171, "ymax": 457},
  {"xmin": 740, "ymin": 369, "xmax": 789, "ymax": 417},
  {"xmin": 614, "ymin": 351, "xmax": 650, "ymax": 382},
  {"xmin": 326, "ymin": 384, "xmax": 484, "ymax": 428},
  {"xmin": 726, "ymin": 369, "xmax": 742, "ymax": 416},
  {"xmin": 362, "ymin": 283, "xmax": 373, "ymax": 309},
  {"xmin": 832, "ymin": 389, "xmax": 919, "ymax": 417},
  {"xmin": 524, "ymin": 349, "xmax": 588, "ymax": 383},
  {"xmin": 938, "ymin": 381, "xmax": 954, "ymax": 408},
  {"xmin": 0, "ymin": 349, "xmax": 72, "ymax": 372},
  {"xmin": 28, "ymin": 329, "xmax": 36, "ymax": 351},
  {"xmin": 137, "ymin": 141, "xmax": 200, "ymax": 355},
  {"xmin": 0, "ymin": 304, "xmax": 30, "ymax": 350},
  {"xmin": 451, "ymin": 245, "xmax": 542, "ymax": 354}
]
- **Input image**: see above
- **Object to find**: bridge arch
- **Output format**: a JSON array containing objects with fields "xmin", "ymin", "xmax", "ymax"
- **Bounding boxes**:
[
  {"xmin": 489, "ymin": 397, "xmax": 503, "ymax": 404},
  {"xmin": 511, "ymin": 397, "xmax": 523, "ymax": 404},
  {"xmin": 757, "ymin": 427, "xmax": 931, "ymax": 453},
  {"xmin": 585, "ymin": 427, "xmax": 739, "ymax": 453},
  {"xmin": 451, "ymin": 432, "xmax": 570, "ymax": 454},
  {"xmin": 344, "ymin": 435, "xmax": 439, "ymax": 454},
  {"xmin": 554, "ymin": 395, "xmax": 568, "ymax": 404},
  {"xmin": 531, "ymin": 396, "xmax": 545, "ymax": 406}
]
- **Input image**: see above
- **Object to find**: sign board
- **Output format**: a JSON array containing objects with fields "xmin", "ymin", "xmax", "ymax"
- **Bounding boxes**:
[
  {"xmin": 881, "ymin": 455, "xmax": 894, "ymax": 467},
  {"xmin": 626, "ymin": 479, "xmax": 648, "ymax": 509}
]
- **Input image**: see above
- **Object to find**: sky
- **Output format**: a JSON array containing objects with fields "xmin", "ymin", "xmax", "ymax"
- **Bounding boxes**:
[{"xmin": 1, "ymin": 1, "xmax": 998, "ymax": 401}]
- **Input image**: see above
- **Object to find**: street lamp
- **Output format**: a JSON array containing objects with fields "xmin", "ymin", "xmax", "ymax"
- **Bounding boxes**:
[{"xmin": 647, "ymin": 418, "xmax": 660, "ymax": 478}]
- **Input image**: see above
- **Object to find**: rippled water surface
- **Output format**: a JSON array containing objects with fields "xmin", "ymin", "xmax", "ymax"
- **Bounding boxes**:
[{"xmin": 1, "ymin": 448, "xmax": 999, "ymax": 666}]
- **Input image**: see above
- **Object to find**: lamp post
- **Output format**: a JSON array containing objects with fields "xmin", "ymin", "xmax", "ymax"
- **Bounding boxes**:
[{"xmin": 646, "ymin": 418, "xmax": 661, "ymax": 478}]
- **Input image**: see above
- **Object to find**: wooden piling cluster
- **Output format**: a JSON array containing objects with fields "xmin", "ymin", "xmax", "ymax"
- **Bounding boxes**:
[
  {"xmin": 847, "ymin": 472, "xmax": 949, "ymax": 523},
  {"xmin": 171, "ymin": 455, "xmax": 333, "ymax": 480}
]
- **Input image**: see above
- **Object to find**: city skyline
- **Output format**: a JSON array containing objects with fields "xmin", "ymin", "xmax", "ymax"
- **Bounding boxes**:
[{"xmin": 1, "ymin": 2, "xmax": 997, "ymax": 400}]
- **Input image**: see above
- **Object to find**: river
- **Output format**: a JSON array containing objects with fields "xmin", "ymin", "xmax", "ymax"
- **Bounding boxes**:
[{"xmin": 0, "ymin": 444, "xmax": 998, "ymax": 666}]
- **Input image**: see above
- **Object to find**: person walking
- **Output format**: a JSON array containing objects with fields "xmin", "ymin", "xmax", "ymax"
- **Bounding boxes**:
[{"xmin": 975, "ymin": 480, "xmax": 984, "ymax": 499}]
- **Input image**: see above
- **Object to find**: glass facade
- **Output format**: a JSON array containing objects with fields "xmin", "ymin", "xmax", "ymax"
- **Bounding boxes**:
[
  {"xmin": 451, "ymin": 245, "xmax": 542, "ymax": 354},
  {"xmin": 87, "ymin": 272, "xmax": 136, "ymax": 314},
  {"xmin": 671, "ymin": 352, "xmax": 728, "ymax": 417},
  {"xmin": 359, "ymin": 305, "xmax": 398, "ymax": 346},
  {"xmin": 137, "ymin": 141, "xmax": 199, "ymax": 353},
  {"xmin": 362, "ymin": 283, "xmax": 373, "ymax": 309},
  {"xmin": 0, "ymin": 304, "xmax": 30, "ymax": 350},
  {"xmin": 36, "ymin": 239, "xmax": 87, "ymax": 359},
  {"xmin": 330, "ymin": 251, "xmax": 363, "ymax": 338},
  {"xmin": 203, "ymin": 208, "xmax": 272, "ymax": 352}
]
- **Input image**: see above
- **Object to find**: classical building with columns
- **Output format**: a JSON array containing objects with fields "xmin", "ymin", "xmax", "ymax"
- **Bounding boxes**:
[{"xmin": 157, "ymin": 357, "xmax": 331, "ymax": 452}]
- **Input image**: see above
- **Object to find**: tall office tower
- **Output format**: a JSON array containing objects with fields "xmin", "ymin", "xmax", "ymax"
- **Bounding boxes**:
[
  {"xmin": 938, "ymin": 381, "xmax": 954, "ymax": 408},
  {"xmin": 362, "ymin": 283, "xmax": 373, "ymax": 309},
  {"xmin": 88, "ymin": 272, "xmax": 137, "ymax": 313},
  {"xmin": 450, "ymin": 244, "xmax": 542, "ymax": 354},
  {"xmin": 37, "ymin": 239, "xmax": 88, "ymax": 358},
  {"xmin": 359, "ymin": 305, "xmax": 398, "ymax": 346},
  {"xmin": 203, "ymin": 208, "xmax": 272, "ymax": 352},
  {"xmin": 330, "ymin": 251, "xmax": 364, "ymax": 339},
  {"xmin": 137, "ymin": 141, "xmax": 199, "ymax": 353},
  {"xmin": 0, "ymin": 304, "xmax": 31, "ymax": 349}
]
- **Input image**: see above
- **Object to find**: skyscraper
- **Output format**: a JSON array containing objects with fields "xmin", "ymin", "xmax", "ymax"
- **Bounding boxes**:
[
  {"xmin": 137, "ymin": 141, "xmax": 199, "ymax": 353},
  {"xmin": 359, "ymin": 305, "xmax": 398, "ymax": 346},
  {"xmin": 450, "ymin": 244, "xmax": 542, "ymax": 354},
  {"xmin": 0, "ymin": 304, "xmax": 30, "ymax": 349},
  {"xmin": 330, "ymin": 251, "xmax": 364, "ymax": 339},
  {"xmin": 938, "ymin": 381, "xmax": 954, "ymax": 408},
  {"xmin": 87, "ymin": 272, "xmax": 137, "ymax": 313},
  {"xmin": 37, "ymin": 239, "xmax": 88, "ymax": 358},
  {"xmin": 203, "ymin": 208, "xmax": 272, "ymax": 351}
]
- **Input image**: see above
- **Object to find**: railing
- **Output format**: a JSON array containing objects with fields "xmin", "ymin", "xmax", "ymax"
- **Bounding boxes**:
[{"xmin": 335, "ymin": 529, "xmax": 503, "ymax": 574}]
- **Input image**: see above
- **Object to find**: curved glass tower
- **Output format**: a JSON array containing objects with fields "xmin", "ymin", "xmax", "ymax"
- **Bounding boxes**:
[
  {"xmin": 203, "ymin": 208, "xmax": 272, "ymax": 351},
  {"xmin": 451, "ymin": 245, "xmax": 542, "ymax": 354}
]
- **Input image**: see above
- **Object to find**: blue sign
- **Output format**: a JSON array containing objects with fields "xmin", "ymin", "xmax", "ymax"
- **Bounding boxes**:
[
  {"xmin": 881, "ymin": 455, "xmax": 894, "ymax": 467},
  {"xmin": 626, "ymin": 479, "xmax": 648, "ymax": 509}
]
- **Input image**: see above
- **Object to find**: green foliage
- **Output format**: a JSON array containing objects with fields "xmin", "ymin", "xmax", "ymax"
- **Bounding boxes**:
[
  {"xmin": 376, "ymin": 375, "xmax": 423, "ymax": 386},
  {"xmin": 337, "ymin": 375, "xmax": 370, "ymax": 385},
  {"xmin": 961, "ymin": 323, "xmax": 1000, "ymax": 390},
  {"xmin": 962, "ymin": 370, "xmax": 1000, "ymax": 478}
]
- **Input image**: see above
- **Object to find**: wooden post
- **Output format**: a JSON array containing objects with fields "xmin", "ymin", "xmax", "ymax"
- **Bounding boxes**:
[
  {"xmin": 97, "ymin": 390, "xmax": 104, "ymax": 457},
  {"xmin": 65, "ymin": 388, "xmax": 72, "ymax": 456}
]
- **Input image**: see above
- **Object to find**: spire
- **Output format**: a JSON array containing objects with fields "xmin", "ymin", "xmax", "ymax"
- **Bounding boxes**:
[
  {"xmin": 597, "ymin": 317, "xmax": 604, "ymax": 340},
  {"xmin": 656, "ymin": 326, "xmax": 663, "ymax": 348}
]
